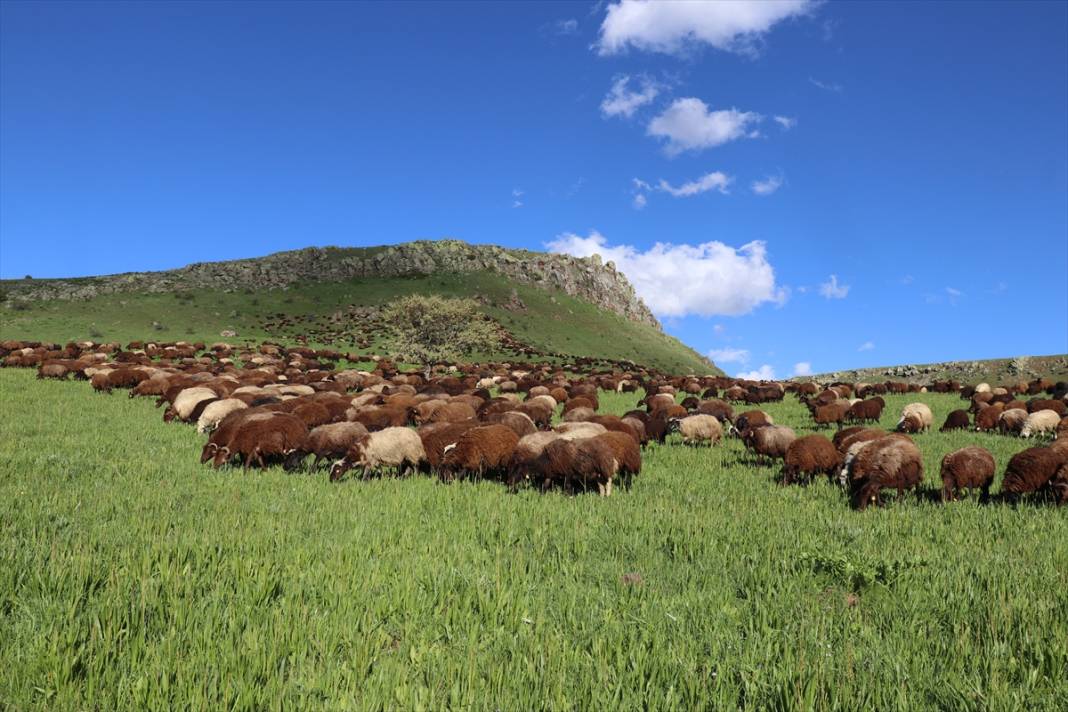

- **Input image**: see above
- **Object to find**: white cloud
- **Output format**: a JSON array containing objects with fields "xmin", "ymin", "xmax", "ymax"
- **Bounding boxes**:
[
  {"xmin": 736, "ymin": 364, "xmax": 777, "ymax": 381},
  {"xmin": 708, "ymin": 347, "xmax": 750, "ymax": 364},
  {"xmin": 792, "ymin": 361, "xmax": 813, "ymax": 376},
  {"xmin": 511, "ymin": 188, "xmax": 524, "ymax": 208},
  {"xmin": 945, "ymin": 287, "xmax": 962, "ymax": 297},
  {"xmin": 632, "ymin": 193, "xmax": 647, "ymax": 209},
  {"xmin": 858, "ymin": 341, "xmax": 875, "ymax": 352},
  {"xmin": 597, "ymin": 0, "xmax": 815, "ymax": 57},
  {"xmin": 818, "ymin": 274, "xmax": 850, "ymax": 299},
  {"xmin": 657, "ymin": 171, "xmax": 732, "ymax": 197},
  {"xmin": 647, "ymin": 98, "xmax": 763, "ymax": 155},
  {"xmin": 546, "ymin": 231, "xmax": 784, "ymax": 317},
  {"xmin": 556, "ymin": 18, "xmax": 579, "ymax": 35},
  {"xmin": 900, "ymin": 274, "xmax": 914, "ymax": 285},
  {"xmin": 601, "ymin": 75, "xmax": 661, "ymax": 118},
  {"xmin": 713, "ymin": 323, "xmax": 725, "ymax": 335},
  {"xmin": 751, "ymin": 174, "xmax": 783, "ymax": 196},
  {"xmin": 809, "ymin": 76, "xmax": 843, "ymax": 93},
  {"xmin": 773, "ymin": 115, "xmax": 797, "ymax": 130}
]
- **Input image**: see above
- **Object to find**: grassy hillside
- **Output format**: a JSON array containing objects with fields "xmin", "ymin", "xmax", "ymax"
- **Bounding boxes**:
[
  {"xmin": 0, "ymin": 271, "xmax": 716, "ymax": 374},
  {"xmin": 1, "ymin": 370, "xmax": 1065, "ymax": 708}
]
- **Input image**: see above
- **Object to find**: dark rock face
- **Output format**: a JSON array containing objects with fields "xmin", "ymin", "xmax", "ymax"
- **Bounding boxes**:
[{"xmin": 2, "ymin": 239, "xmax": 661, "ymax": 329}]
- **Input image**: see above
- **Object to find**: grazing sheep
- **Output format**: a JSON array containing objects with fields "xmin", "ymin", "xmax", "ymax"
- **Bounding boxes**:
[
  {"xmin": 201, "ymin": 410, "xmax": 275, "ymax": 464},
  {"xmin": 940, "ymin": 409, "xmax": 971, "ymax": 432},
  {"xmin": 832, "ymin": 426, "xmax": 867, "ymax": 450},
  {"xmin": 588, "ymin": 415, "xmax": 642, "ymax": 443},
  {"xmin": 348, "ymin": 405, "xmax": 409, "ymax": 431},
  {"xmin": 514, "ymin": 400, "xmax": 553, "ymax": 429},
  {"xmin": 846, "ymin": 399, "xmax": 884, "ymax": 424},
  {"xmin": 330, "ymin": 427, "xmax": 426, "ymax": 481},
  {"xmin": 940, "ymin": 447, "xmax": 995, "ymax": 502},
  {"xmin": 896, "ymin": 403, "xmax": 933, "ymax": 433},
  {"xmin": 974, "ymin": 402, "xmax": 1006, "ymax": 431},
  {"xmin": 212, "ymin": 413, "xmax": 309, "ymax": 469},
  {"xmin": 595, "ymin": 431, "xmax": 642, "ymax": 485},
  {"xmin": 196, "ymin": 398, "xmax": 249, "ymax": 434},
  {"xmin": 533, "ymin": 437, "xmax": 617, "ymax": 496},
  {"xmin": 994, "ymin": 408, "xmax": 1027, "ymax": 435},
  {"xmin": 735, "ymin": 410, "xmax": 773, "ymax": 433},
  {"xmin": 37, "ymin": 362, "xmax": 71, "ymax": 380},
  {"xmin": 507, "ymin": 431, "xmax": 563, "ymax": 488},
  {"xmin": 1027, "ymin": 399, "xmax": 1066, "ymax": 415},
  {"xmin": 563, "ymin": 396, "xmax": 597, "ymax": 414},
  {"xmin": 835, "ymin": 428, "xmax": 888, "ymax": 455},
  {"xmin": 562, "ymin": 406, "xmax": 596, "ymax": 423},
  {"xmin": 1020, "ymin": 409, "xmax": 1061, "ymax": 439},
  {"xmin": 674, "ymin": 414, "xmax": 722, "ymax": 447},
  {"xmin": 285, "ymin": 421, "xmax": 369, "ymax": 471},
  {"xmin": 484, "ymin": 411, "xmax": 537, "ymax": 439},
  {"xmin": 554, "ymin": 422, "xmax": 608, "ymax": 440},
  {"xmin": 427, "ymin": 401, "xmax": 478, "ymax": 424},
  {"xmin": 782, "ymin": 435, "xmax": 841, "ymax": 485},
  {"xmin": 696, "ymin": 398, "xmax": 734, "ymax": 423},
  {"xmin": 167, "ymin": 387, "xmax": 220, "ymax": 423},
  {"xmin": 848, "ymin": 435, "xmax": 924, "ymax": 510},
  {"xmin": 1001, "ymin": 446, "xmax": 1068, "ymax": 504},
  {"xmin": 440, "ymin": 424, "xmax": 520, "ymax": 482},
  {"xmin": 418, "ymin": 421, "xmax": 479, "ymax": 472},
  {"xmin": 812, "ymin": 402, "xmax": 850, "ymax": 429},
  {"xmin": 742, "ymin": 425, "xmax": 796, "ymax": 463}
]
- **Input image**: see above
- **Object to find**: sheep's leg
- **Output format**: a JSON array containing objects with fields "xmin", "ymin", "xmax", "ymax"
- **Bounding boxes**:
[
  {"xmin": 606, "ymin": 479, "xmax": 613, "ymax": 497},
  {"xmin": 597, "ymin": 482, "xmax": 606, "ymax": 497}
]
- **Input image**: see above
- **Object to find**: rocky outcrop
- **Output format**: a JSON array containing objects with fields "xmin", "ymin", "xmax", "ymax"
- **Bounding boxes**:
[{"xmin": 1, "ymin": 239, "xmax": 661, "ymax": 329}]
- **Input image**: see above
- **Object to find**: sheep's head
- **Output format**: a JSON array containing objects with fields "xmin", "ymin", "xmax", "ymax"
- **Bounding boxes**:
[
  {"xmin": 897, "ymin": 415, "xmax": 920, "ymax": 433},
  {"xmin": 200, "ymin": 442, "xmax": 217, "ymax": 464},
  {"xmin": 212, "ymin": 446, "xmax": 232, "ymax": 468}
]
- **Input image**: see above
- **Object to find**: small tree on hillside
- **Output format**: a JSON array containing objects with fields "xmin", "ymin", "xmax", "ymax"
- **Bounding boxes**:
[{"xmin": 383, "ymin": 295, "xmax": 500, "ymax": 377}]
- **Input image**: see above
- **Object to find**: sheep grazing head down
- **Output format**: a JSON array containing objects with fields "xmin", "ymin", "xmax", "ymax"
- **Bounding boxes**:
[
  {"xmin": 200, "ymin": 442, "xmax": 218, "ymax": 464},
  {"xmin": 329, "ymin": 441, "xmax": 369, "ymax": 482},
  {"xmin": 897, "ymin": 415, "xmax": 923, "ymax": 433}
]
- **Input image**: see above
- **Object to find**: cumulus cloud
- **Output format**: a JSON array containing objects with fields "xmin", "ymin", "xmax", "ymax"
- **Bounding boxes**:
[
  {"xmin": 597, "ymin": 0, "xmax": 815, "ymax": 57},
  {"xmin": 858, "ymin": 341, "xmax": 875, "ymax": 352},
  {"xmin": 736, "ymin": 364, "xmax": 777, "ymax": 381},
  {"xmin": 751, "ymin": 174, "xmax": 783, "ymax": 196},
  {"xmin": 546, "ymin": 231, "xmax": 785, "ymax": 318},
  {"xmin": 773, "ymin": 115, "xmax": 797, "ymax": 130},
  {"xmin": 657, "ymin": 171, "xmax": 732, "ymax": 197},
  {"xmin": 792, "ymin": 361, "xmax": 813, "ymax": 377},
  {"xmin": 708, "ymin": 347, "xmax": 750, "ymax": 364},
  {"xmin": 601, "ymin": 75, "xmax": 661, "ymax": 118},
  {"xmin": 647, "ymin": 98, "xmax": 762, "ymax": 155},
  {"xmin": 819, "ymin": 274, "xmax": 850, "ymax": 299}
]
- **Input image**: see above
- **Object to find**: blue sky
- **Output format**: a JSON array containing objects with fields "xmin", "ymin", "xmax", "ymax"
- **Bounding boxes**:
[{"xmin": 2, "ymin": 1, "xmax": 1066, "ymax": 375}]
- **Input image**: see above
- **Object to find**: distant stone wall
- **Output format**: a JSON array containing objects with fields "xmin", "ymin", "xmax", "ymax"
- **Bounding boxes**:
[{"xmin": 2, "ymin": 239, "xmax": 662, "ymax": 329}]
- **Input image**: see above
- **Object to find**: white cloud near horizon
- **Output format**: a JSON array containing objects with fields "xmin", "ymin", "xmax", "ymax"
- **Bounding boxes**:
[
  {"xmin": 647, "ymin": 98, "xmax": 762, "ymax": 155},
  {"xmin": 708, "ymin": 347, "xmax": 750, "ymax": 364},
  {"xmin": 751, "ymin": 174, "xmax": 783, "ymax": 195},
  {"xmin": 597, "ymin": 0, "xmax": 815, "ymax": 57},
  {"xmin": 792, "ymin": 361, "xmax": 813, "ymax": 376},
  {"xmin": 819, "ymin": 274, "xmax": 850, "ymax": 299},
  {"xmin": 546, "ymin": 231, "xmax": 785, "ymax": 318},
  {"xmin": 601, "ymin": 75, "xmax": 661, "ymax": 118},
  {"xmin": 736, "ymin": 364, "xmax": 777, "ymax": 381}
]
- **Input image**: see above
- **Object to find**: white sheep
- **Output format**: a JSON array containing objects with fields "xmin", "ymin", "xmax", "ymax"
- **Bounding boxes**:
[
  {"xmin": 172, "ymin": 387, "xmax": 219, "ymax": 422},
  {"xmin": 554, "ymin": 422, "xmax": 608, "ymax": 440},
  {"xmin": 329, "ymin": 427, "xmax": 425, "ymax": 481},
  {"xmin": 677, "ymin": 414, "xmax": 723, "ymax": 446},
  {"xmin": 197, "ymin": 398, "xmax": 249, "ymax": 434},
  {"xmin": 1021, "ymin": 410, "xmax": 1061, "ymax": 438},
  {"xmin": 896, "ymin": 403, "xmax": 933, "ymax": 433}
]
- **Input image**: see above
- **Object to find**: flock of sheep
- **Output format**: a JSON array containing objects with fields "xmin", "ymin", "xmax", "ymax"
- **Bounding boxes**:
[{"xmin": 5, "ymin": 338, "xmax": 1068, "ymax": 508}]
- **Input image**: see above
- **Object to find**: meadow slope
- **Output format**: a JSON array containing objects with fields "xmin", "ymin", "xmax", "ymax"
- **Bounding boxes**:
[{"xmin": 1, "ymin": 370, "xmax": 1066, "ymax": 710}]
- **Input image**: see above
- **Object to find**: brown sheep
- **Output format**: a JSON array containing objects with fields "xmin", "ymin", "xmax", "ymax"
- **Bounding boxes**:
[
  {"xmin": 782, "ymin": 435, "xmax": 841, "ymax": 485},
  {"xmin": 696, "ymin": 398, "xmax": 734, "ymax": 423},
  {"xmin": 974, "ymin": 402, "xmax": 1006, "ymax": 431},
  {"xmin": 812, "ymin": 402, "xmax": 850, "ymax": 429},
  {"xmin": 284, "ymin": 421, "xmax": 370, "ymax": 471},
  {"xmin": 1001, "ymin": 447, "xmax": 1068, "ymax": 504},
  {"xmin": 418, "ymin": 421, "xmax": 480, "ymax": 472},
  {"xmin": 735, "ymin": 410, "xmax": 773, "ymax": 433},
  {"xmin": 595, "ymin": 431, "xmax": 642, "ymax": 488},
  {"xmin": 940, "ymin": 410, "xmax": 971, "ymax": 432},
  {"xmin": 562, "ymin": 406, "xmax": 596, "ymax": 423},
  {"xmin": 440, "ymin": 424, "xmax": 520, "ymax": 482},
  {"xmin": 742, "ymin": 425, "xmax": 796, "ymax": 464},
  {"xmin": 212, "ymin": 413, "xmax": 309, "ymax": 469},
  {"xmin": 1028, "ymin": 399, "xmax": 1066, "ymax": 415},
  {"xmin": 996, "ymin": 408, "xmax": 1028, "ymax": 435},
  {"xmin": 484, "ymin": 411, "xmax": 538, "ymax": 439},
  {"xmin": 940, "ymin": 446, "xmax": 995, "ymax": 502},
  {"xmin": 846, "ymin": 399, "xmax": 884, "ymax": 424},
  {"xmin": 848, "ymin": 435, "xmax": 923, "ymax": 510},
  {"xmin": 832, "ymin": 426, "xmax": 867, "ymax": 450},
  {"xmin": 514, "ymin": 400, "xmax": 553, "ymax": 429},
  {"xmin": 348, "ymin": 405, "xmax": 409, "ymax": 431},
  {"xmin": 427, "ymin": 401, "xmax": 478, "ymax": 424},
  {"xmin": 533, "ymin": 437, "xmax": 617, "ymax": 496},
  {"xmin": 835, "ymin": 428, "xmax": 888, "ymax": 455},
  {"xmin": 507, "ymin": 432, "xmax": 563, "ymax": 489}
]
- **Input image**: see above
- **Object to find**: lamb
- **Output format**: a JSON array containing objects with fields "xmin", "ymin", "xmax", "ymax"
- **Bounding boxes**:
[
  {"xmin": 896, "ymin": 403, "xmax": 933, "ymax": 433},
  {"xmin": 782, "ymin": 435, "xmax": 841, "ymax": 485},
  {"xmin": 329, "ymin": 427, "xmax": 426, "ymax": 481},
  {"xmin": 212, "ymin": 413, "xmax": 309, "ymax": 469},
  {"xmin": 440, "ymin": 424, "xmax": 520, "ymax": 482},
  {"xmin": 996, "ymin": 408, "xmax": 1028, "ymax": 435},
  {"xmin": 1020, "ymin": 409, "xmax": 1061, "ymax": 438},
  {"xmin": 196, "ymin": 398, "xmax": 249, "ymax": 434},
  {"xmin": 940, "ymin": 409, "xmax": 971, "ymax": 431},
  {"xmin": 741, "ymin": 425, "xmax": 796, "ymax": 463},
  {"xmin": 674, "ymin": 414, "xmax": 722, "ymax": 446},
  {"xmin": 284, "ymin": 421, "xmax": 369, "ymax": 471},
  {"xmin": 940, "ymin": 446, "xmax": 995, "ymax": 502},
  {"xmin": 1001, "ymin": 446, "xmax": 1068, "ymax": 504},
  {"xmin": 847, "ymin": 435, "xmax": 924, "ymax": 510}
]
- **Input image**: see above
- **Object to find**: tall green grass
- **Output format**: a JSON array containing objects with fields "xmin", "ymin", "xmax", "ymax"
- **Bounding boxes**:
[{"xmin": 1, "ymin": 372, "xmax": 1065, "ymax": 709}]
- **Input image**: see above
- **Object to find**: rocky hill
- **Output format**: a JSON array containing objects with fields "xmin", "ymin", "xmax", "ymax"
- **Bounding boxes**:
[
  {"xmin": 2, "ymin": 240, "xmax": 659, "ymax": 330},
  {"xmin": 804, "ymin": 354, "xmax": 1068, "ymax": 385}
]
